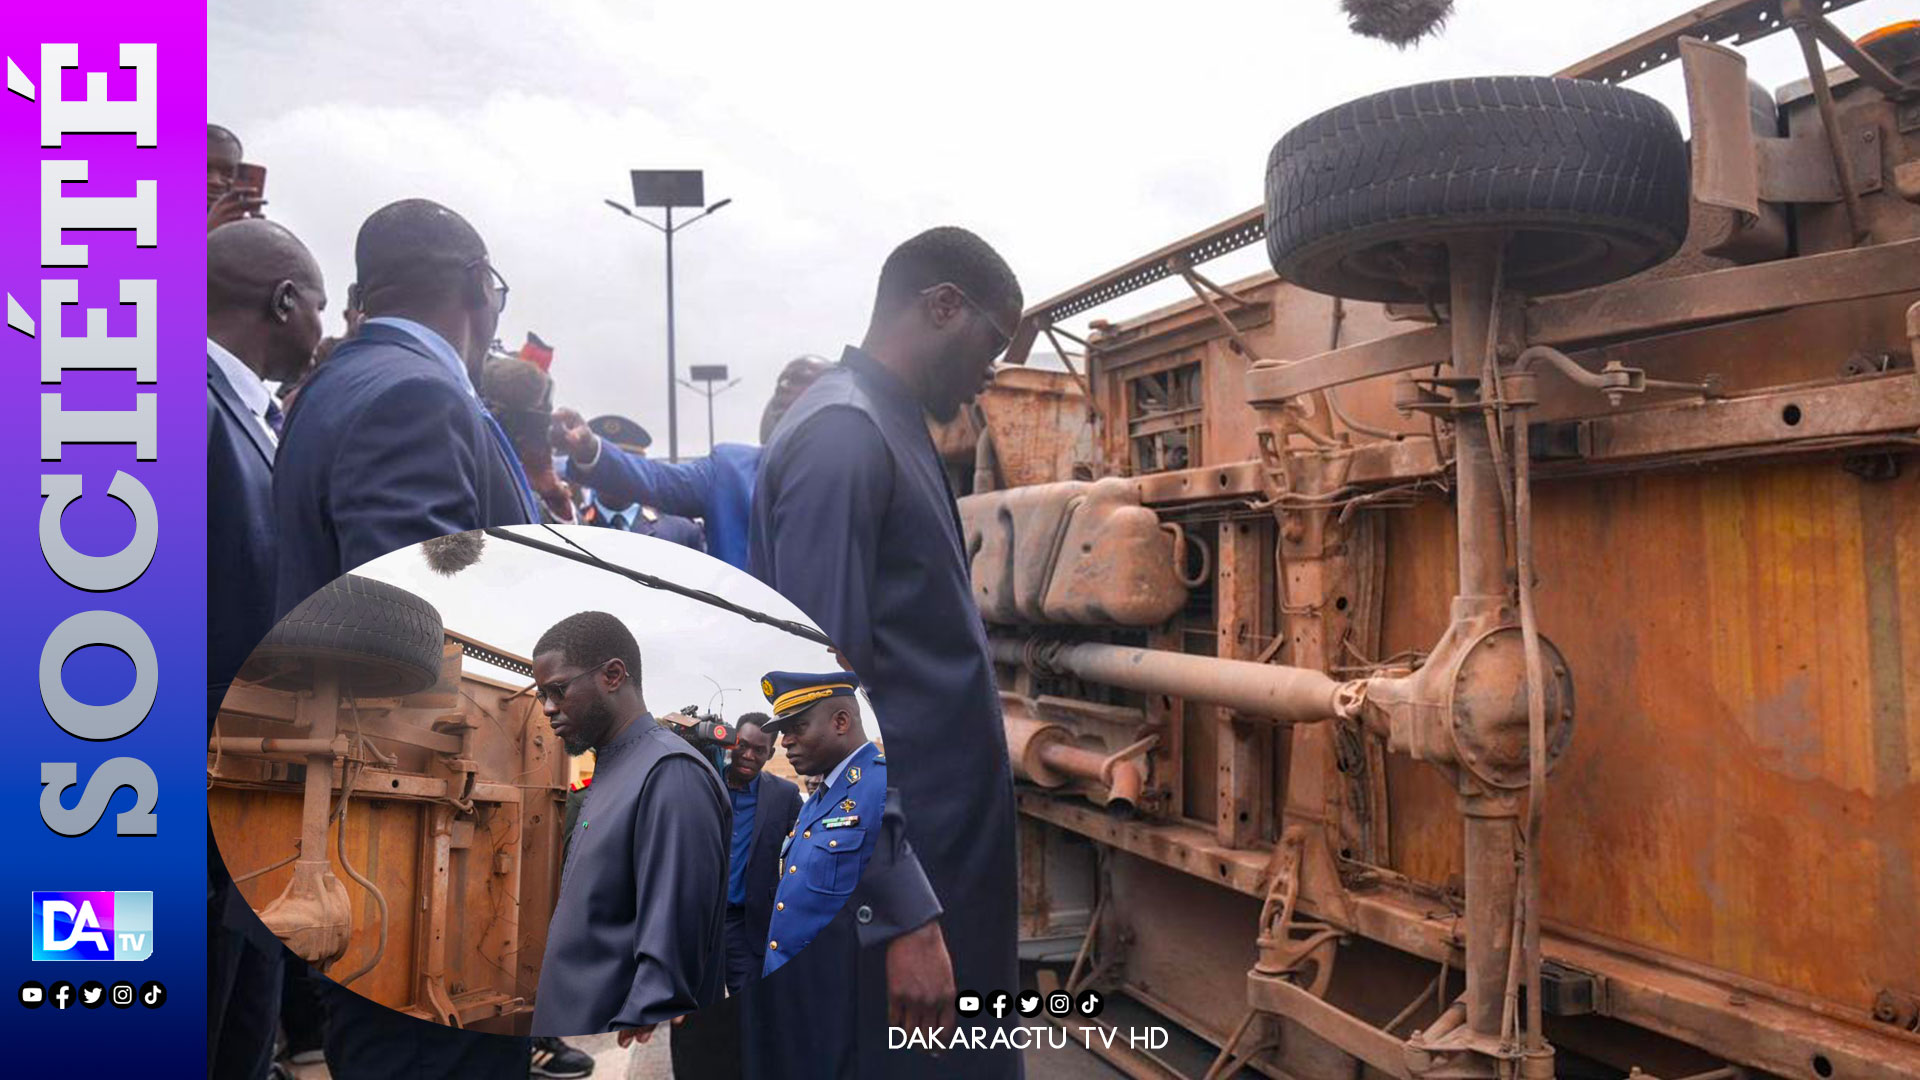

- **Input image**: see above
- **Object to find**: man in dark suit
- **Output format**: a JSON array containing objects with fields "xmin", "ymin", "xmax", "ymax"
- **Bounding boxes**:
[
  {"xmin": 207, "ymin": 218, "xmax": 326, "ymax": 717},
  {"xmin": 723, "ymin": 713, "xmax": 801, "ymax": 991},
  {"xmin": 206, "ymin": 218, "xmax": 326, "ymax": 1080},
  {"xmin": 271, "ymin": 198, "xmax": 540, "ymax": 618}
]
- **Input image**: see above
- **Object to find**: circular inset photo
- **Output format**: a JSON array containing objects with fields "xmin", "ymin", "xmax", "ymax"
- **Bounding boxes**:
[{"xmin": 208, "ymin": 526, "xmax": 889, "ymax": 1039}]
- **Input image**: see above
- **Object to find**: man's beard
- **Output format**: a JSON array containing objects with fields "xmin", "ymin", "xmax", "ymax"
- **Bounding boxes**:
[
  {"xmin": 921, "ymin": 339, "xmax": 976, "ymax": 424},
  {"xmin": 560, "ymin": 697, "xmax": 615, "ymax": 756}
]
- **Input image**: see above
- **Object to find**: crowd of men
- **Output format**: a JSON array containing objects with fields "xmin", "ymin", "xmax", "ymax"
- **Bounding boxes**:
[{"xmin": 207, "ymin": 118, "xmax": 1027, "ymax": 1080}]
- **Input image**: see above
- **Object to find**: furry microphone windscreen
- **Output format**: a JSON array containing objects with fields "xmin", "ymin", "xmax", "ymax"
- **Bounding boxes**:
[
  {"xmin": 422, "ymin": 531, "xmax": 487, "ymax": 577},
  {"xmin": 1341, "ymin": 0, "xmax": 1455, "ymax": 47}
]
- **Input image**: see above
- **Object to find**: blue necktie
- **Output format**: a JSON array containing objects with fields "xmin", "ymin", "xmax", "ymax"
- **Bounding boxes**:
[
  {"xmin": 480, "ymin": 410, "xmax": 543, "ymax": 523},
  {"xmin": 264, "ymin": 398, "xmax": 284, "ymax": 436}
]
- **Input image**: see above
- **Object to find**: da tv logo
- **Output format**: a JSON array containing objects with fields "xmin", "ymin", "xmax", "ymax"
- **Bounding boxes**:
[{"xmin": 31, "ymin": 892, "xmax": 153, "ymax": 961}]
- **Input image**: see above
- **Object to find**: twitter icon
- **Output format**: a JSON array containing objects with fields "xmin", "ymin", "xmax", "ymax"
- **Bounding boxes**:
[
  {"xmin": 1017, "ymin": 992, "xmax": 1041, "ymax": 1017},
  {"xmin": 80, "ymin": 980, "xmax": 106, "ymax": 1009}
]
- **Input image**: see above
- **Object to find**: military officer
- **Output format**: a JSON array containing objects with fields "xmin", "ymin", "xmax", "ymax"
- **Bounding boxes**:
[{"xmin": 743, "ymin": 670, "xmax": 947, "ymax": 1078}]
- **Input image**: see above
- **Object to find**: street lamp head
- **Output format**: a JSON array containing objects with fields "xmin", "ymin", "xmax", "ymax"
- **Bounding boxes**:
[
  {"xmin": 704, "ymin": 198, "xmax": 733, "ymax": 216},
  {"xmin": 603, "ymin": 198, "xmax": 635, "ymax": 216}
]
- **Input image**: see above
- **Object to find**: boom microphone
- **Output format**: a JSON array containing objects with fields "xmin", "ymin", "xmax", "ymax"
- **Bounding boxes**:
[
  {"xmin": 1341, "ymin": 0, "xmax": 1454, "ymax": 47},
  {"xmin": 422, "ymin": 531, "xmax": 487, "ymax": 576}
]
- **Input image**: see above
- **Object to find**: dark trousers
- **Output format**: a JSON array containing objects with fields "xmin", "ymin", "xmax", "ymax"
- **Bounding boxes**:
[
  {"xmin": 669, "ymin": 993, "xmax": 743, "ymax": 1079},
  {"xmin": 321, "ymin": 984, "xmax": 529, "ymax": 1080},
  {"xmin": 207, "ymin": 913, "xmax": 282, "ymax": 1080},
  {"xmin": 209, "ymin": 826, "xmax": 282, "ymax": 1080},
  {"xmin": 280, "ymin": 959, "xmax": 327, "ymax": 1056},
  {"xmin": 724, "ymin": 905, "xmax": 758, "ymax": 996}
]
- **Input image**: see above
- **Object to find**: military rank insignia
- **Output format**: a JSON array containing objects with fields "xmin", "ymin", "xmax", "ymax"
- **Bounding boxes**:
[
  {"xmin": 847, "ymin": 767, "xmax": 861, "ymax": 784},
  {"xmin": 822, "ymin": 815, "xmax": 860, "ymax": 829},
  {"xmin": 840, "ymin": 798, "xmax": 856, "ymax": 813}
]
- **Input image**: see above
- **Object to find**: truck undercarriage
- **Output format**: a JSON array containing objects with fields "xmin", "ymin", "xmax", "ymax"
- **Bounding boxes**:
[{"xmin": 959, "ymin": 3, "xmax": 1920, "ymax": 1077}]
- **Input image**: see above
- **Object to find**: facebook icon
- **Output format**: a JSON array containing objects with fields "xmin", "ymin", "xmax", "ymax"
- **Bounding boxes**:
[{"xmin": 31, "ymin": 891, "xmax": 153, "ymax": 961}]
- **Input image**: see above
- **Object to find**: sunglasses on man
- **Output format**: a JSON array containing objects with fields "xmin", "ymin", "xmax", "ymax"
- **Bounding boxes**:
[{"xmin": 536, "ymin": 659, "xmax": 614, "ymax": 705}]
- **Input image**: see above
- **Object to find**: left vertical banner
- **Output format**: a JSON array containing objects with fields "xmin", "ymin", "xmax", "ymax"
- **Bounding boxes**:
[{"xmin": 0, "ymin": 3, "xmax": 208, "ymax": 1063}]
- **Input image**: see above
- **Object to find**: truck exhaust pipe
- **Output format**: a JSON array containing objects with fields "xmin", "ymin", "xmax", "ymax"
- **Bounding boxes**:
[
  {"xmin": 1002, "ymin": 695, "xmax": 1149, "ymax": 814},
  {"xmin": 991, "ymin": 635, "xmax": 1362, "ymax": 725}
]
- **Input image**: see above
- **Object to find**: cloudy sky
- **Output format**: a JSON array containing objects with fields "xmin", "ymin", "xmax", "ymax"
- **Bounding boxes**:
[
  {"xmin": 355, "ymin": 526, "xmax": 872, "ymax": 739},
  {"xmin": 211, "ymin": 0, "xmax": 1907, "ymax": 458}
]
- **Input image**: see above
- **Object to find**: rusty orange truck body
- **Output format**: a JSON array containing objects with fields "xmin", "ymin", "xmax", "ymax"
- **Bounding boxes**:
[{"xmin": 957, "ymin": 3, "xmax": 1920, "ymax": 1077}]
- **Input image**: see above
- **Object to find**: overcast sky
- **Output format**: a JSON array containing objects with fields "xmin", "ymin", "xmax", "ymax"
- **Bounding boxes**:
[
  {"xmin": 210, "ymin": 0, "xmax": 1907, "ymax": 457},
  {"xmin": 355, "ymin": 526, "xmax": 872, "ymax": 740}
]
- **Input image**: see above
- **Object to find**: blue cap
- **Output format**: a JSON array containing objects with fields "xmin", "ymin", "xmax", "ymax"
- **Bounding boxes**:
[
  {"xmin": 759, "ymin": 669, "xmax": 861, "ymax": 730},
  {"xmin": 589, "ymin": 414, "xmax": 652, "ymax": 451}
]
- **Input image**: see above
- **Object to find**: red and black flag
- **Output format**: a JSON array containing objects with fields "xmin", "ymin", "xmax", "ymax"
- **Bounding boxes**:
[{"xmin": 519, "ymin": 331, "xmax": 554, "ymax": 371}]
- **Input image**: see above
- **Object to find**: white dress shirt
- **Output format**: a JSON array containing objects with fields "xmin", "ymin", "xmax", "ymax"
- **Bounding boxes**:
[{"xmin": 208, "ymin": 337, "xmax": 278, "ymax": 448}]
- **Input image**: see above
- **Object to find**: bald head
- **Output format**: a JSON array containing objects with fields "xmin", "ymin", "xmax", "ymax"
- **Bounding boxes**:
[
  {"xmin": 354, "ymin": 199, "xmax": 488, "ymax": 311},
  {"xmin": 352, "ymin": 199, "xmax": 501, "ymax": 373},
  {"xmin": 208, "ymin": 220, "xmax": 326, "ymax": 384},
  {"xmin": 761, "ymin": 354, "xmax": 833, "ymax": 442},
  {"xmin": 210, "ymin": 219, "xmax": 321, "ymax": 306}
]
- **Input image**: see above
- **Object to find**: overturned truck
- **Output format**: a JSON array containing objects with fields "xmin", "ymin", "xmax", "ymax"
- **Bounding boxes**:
[
  {"xmin": 209, "ymin": 575, "xmax": 568, "ymax": 1032},
  {"xmin": 960, "ymin": 3, "xmax": 1920, "ymax": 1078}
]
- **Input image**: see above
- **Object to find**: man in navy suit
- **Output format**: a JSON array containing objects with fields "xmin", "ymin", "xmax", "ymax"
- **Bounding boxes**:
[
  {"xmin": 723, "ymin": 713, "xmax": 802, "ymax": 991},
  {"xmin": 206, "ymin": 218, "xmax": 326, "ymax": 1080},
  {"xmin": 207, "ymin": 219, "xmax": 326, "ymax": 715},
  {"xmin": 268, "ymin": 202, "xmax": 592, "ymax": 1080},
  {"xmin": 271, "ymin": 198, "xmax": 540, "ymax": 617}
]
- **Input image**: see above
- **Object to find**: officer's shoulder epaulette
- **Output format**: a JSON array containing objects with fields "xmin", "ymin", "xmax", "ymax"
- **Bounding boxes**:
[{"xmin": 873, "ymin": 755, "xmax": 885, "ymax": 764}]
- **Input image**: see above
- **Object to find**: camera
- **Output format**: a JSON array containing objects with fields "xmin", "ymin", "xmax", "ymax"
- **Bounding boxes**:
[{"xmin": 662, "ymin": 706, "xmax": 738, "ymax": 773}]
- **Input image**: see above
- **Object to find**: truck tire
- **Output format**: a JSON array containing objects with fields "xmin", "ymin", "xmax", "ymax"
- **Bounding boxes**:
[
  {"xmin": 1264, "ymin": 76, "xmax": 1690, "ymax": 303},
  {"xmin": 242, "ymin": 574, "xmax": 445, "ymax": 697}
]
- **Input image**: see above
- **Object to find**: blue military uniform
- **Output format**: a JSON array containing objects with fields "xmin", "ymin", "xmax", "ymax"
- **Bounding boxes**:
[
  {"xmin": 743, "ymin": 671, "xmax": 943, "ymax": 1078},
  {"xmin": 764, "ymin": 737, "xmax": 884, "ymax": 975}
]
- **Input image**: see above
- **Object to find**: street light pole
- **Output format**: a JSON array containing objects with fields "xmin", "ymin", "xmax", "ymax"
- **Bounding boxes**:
[
  {"xmin": 680, "ymin": 365, "xmax": 741, "ymax": 454},
  {"xmin": 664, "ymin": 204, "xmax": 676, "ymax": 461},
  {"xmin": 607, "ymin": 172, "xmax": 731, "ymax": 463}
]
